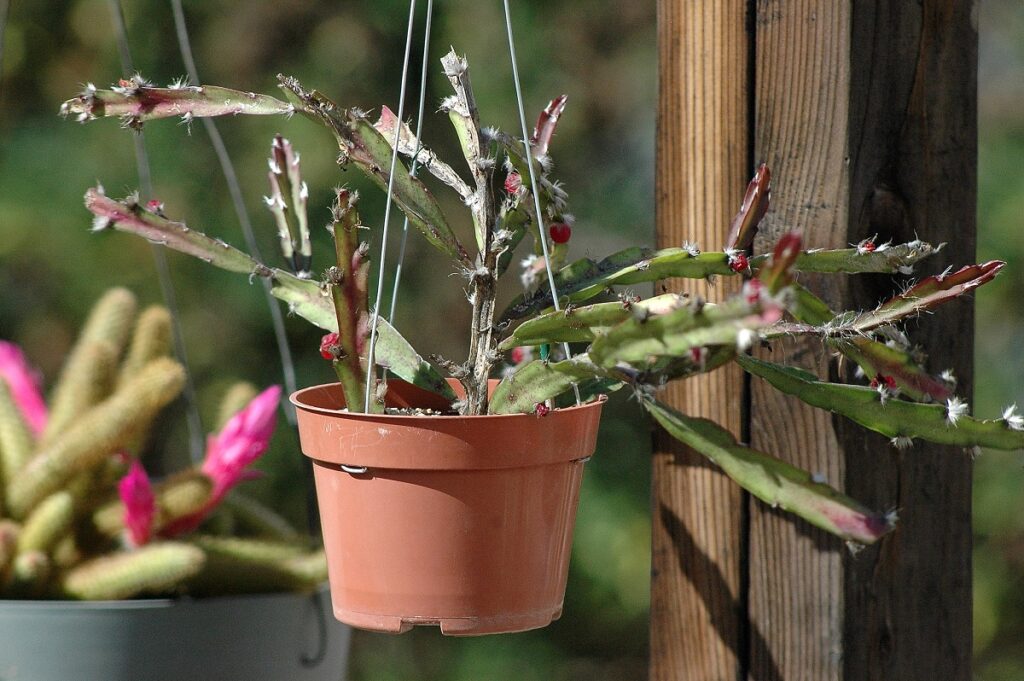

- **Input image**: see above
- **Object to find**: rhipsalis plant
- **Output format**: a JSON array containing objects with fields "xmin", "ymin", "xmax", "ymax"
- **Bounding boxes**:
[
  {"xmin": 0, "ymin": 289, "xmax": 326, "ymax": 599},
  {"xmin": 64, "ymin": 57, "xmax": 1020, "ymax": 547}
]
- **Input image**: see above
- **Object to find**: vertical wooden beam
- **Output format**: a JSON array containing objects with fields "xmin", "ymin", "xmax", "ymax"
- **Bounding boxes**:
[
  {"xmin": 748, "ymin": 2, "xmax": 853, "ymax": 679},
  {"xmin": 653, "ymin": 1, "xmax": 975, "ymax": 679},
  {"xmin": 652, "ymin": 2, "xmax": 750, "ymax": 679},
  {"xmin": 842, "ymin": 3, "xmax": 976, "ymax": 680}
]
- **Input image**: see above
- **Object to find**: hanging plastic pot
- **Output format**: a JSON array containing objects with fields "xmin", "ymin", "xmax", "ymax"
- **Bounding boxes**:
[{"xmin": 291, "ymin": 379, "xmax": 604, "ymax": 636}]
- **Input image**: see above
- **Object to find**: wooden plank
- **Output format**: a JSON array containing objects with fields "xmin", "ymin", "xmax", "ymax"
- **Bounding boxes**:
[
  {"xmin": 746, "ymin": 1, "xmax": 976, "ymax": 679},
  {"xmin": 651, "ymin": 2, "xmax": 750, "ymax": 679},
  {"xmin": 842, "ymin": 3, "xmax": 976, "ymax": 679},
  {"xmin": 748, "ymin": 2, "xmax": 853, "ymax": 679}
]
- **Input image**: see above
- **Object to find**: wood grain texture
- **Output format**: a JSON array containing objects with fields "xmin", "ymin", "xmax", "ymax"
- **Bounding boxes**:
[
  {"xmin": 842, "ymin": 3, "xmax": 976, "ymax": 680},
  {"xmin": 652, "ymin": 2, "xmax": 750, "ymax": 679},
  {"xmin": 747, "ymin": 1, "xmax": 976, "ymax": 680},
  {"xmin": 654, "ymin": 1, "xmax": 975, "ymax": 678},
  {"xmin": 748, "ymin": 2, "xmax": 852, "ymax": 680}
]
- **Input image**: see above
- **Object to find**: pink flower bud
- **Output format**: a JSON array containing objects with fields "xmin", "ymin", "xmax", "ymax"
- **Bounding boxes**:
[
  {"xmin": 0, "ymin": 341, "xmax": 48, "ymax": 435},
  {"xmin": 504, "ymin": 172, "xmax": 522, "ymax": 195},
  {"xmin": 118, "ymin": 461, "xmax": 155, "ymax": 548},
  {"xmin": 320, "ymin": 332, "xmax": 340, "ymax": 360},
  {"xmin": 534, "ymin": 403, "xmax": 551, "ymax": 417},
  {"xmin": 162, "ymin": 385, "xmax": 281, "ymax": 537}
]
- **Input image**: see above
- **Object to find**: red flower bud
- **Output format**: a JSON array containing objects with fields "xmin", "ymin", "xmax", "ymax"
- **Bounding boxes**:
[
  {"xmin": 534, "ymin": 403, "xmax": 551, "ymax": 417},
  {"xmin": 504, "ymin": 172, "xmax": 522, "ymax": 195},
  {"xmin": 728, "ymin": 252, "xmax": 749, "ymax": 273},
  {"xmin": 319, "ymin": 332, "xmax": 340, "ymax": 360},
  {"xmin": 549, "ymin": 222, "xmax": 572, "ymax": 244}
]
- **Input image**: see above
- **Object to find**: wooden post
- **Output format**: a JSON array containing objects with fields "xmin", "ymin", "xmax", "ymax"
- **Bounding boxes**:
[{"xmin": 652, "ymin": 2, "xmax": 976, "ymax": 679}]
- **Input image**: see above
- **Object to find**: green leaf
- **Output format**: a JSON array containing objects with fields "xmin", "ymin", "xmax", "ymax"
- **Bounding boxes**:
[
  {"xmin": 737, "ymin": 354, "xmax": 1024, "ymax": 450},
  {"xmin": 644, "ymin": 398, "xmax": 894, "ymax": 545}
]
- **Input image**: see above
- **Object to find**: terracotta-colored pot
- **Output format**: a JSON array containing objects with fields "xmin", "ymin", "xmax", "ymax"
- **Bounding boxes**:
[{"xmin": 291, "ymin": 379, "xmax": 604, "ymax": 636}]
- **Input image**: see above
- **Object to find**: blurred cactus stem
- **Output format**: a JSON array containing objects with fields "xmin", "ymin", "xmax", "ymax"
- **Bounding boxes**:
[
  {"xmin": 116, "ymin": 305, "xmax": 172, "ymax": 389},
  {"xmin": 60, "ymin": 542, "xmax": 206, "ymax": 600},
  {"xmin": 6, "ymin": 358, "xmax": 185, "ymax": 519},
  {"xmin": 16, "ymin": 491, "xmax": 73, "ymax": 556},
  {"xmin": 215, "ymin": 382, "xmax": 259, "ymax": 430},
  {"xmin": 42, "ymin": 287, "xmax": 137, "ymax": 447},
  {"xmin": 0, "ymin": 380, "xmax": 35, "ymax": 499}
]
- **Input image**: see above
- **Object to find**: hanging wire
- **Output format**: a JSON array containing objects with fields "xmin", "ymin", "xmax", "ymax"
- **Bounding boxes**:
[
  {"xmin": 387, "ymin": 0, "xmax": 434, "ymax": 325},
  {"xmin": 0, "ymin": 0, "xmax": 10, "ymax": 107},
  {"xmin": 108, "ymin": 0, "xmax": 206, "ymax": 462},
  {"xmin": 169, "ymin": 0, "xmax": 299, "ymax": 426},
  {"xmin": 363, "ymin": 0, "xmax": 420, "ymax": 412},
  {"xmin": 502, "ymin": 0, "xmax": 580, "ymax": 405}
]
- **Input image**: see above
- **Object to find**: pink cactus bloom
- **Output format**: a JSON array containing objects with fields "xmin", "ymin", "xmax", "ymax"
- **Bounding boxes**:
[
  {"xmin": 0, "ymin": 341, "xmax": 48, "ymax": 435},
  {"xmin": 118, "ymin": 461, "xmax": 155, "ymax": 547},
  {"xmin": 202, "ymin": 385, "xmax": 281, "ymax": 502},
  {"xmin": 162, "ymin": 385, "xmax": 281, "ymax": 538}
]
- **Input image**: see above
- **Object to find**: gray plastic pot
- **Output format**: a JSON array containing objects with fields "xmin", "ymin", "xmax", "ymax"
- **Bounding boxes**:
[{"xmin": 0, "ymin": 587, "xmax": 350, "ymax": 681}]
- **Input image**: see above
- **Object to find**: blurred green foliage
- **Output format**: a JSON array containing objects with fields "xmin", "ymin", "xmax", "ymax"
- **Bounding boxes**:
[{"xmin": 0, "ymin": 1, "xmax": 1019, "ymax": 679}]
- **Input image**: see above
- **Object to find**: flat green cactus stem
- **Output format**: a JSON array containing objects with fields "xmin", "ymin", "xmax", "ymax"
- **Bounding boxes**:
[
  {"xmin": 60, "ymin": 542, "xmax": 206, "ymax": 600},
  {"xmin": 644, "ymin": 398, "xmax": 894, "ymax": 545},
  {"xmin": 16, "ymin": 491, "xmax": 73, "ymax": 556},
  {"xmin": 61, "ymin": 80, "xmax": 293, "ymax": 126},
  {"xmin": 6, "ymin": 358, "xmax": 185, "ymax": 519},
  {"xmin": 738, "ymin": 354, "xmax": 1024, "ymax": 450}
]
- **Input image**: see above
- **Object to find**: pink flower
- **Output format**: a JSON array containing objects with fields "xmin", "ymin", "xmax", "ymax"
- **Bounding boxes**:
[
  {"xmin": 118, "ymin": 461, "xmax": 155, "ymax": 547},
  {"xmin": 0, "ymin": 341, "xmax": 48, "ymax": 435},
  {"xmin": 202, "ymin": 385, "xmax": 281, "ymax": 502},
  {"xmin": 162, "ymin": 385, "xmax": 281, "ymax": 537}
]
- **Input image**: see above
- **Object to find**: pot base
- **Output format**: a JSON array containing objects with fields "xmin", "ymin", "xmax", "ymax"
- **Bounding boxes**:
[{"xmin": 333, "ymin": 604, "xmax": 563, "ymax": 636}]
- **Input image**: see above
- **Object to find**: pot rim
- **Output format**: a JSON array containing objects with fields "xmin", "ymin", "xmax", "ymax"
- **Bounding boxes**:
[
  {"xmin": 291, "ymin": 380, "xmax": 607, "ymax": 469},
  {"xmin": 0, "ymin": 584, "xmax": 330, "ymax": 611},
  {"xmin": 290, "ymin": 380, "xmax": 607, "ymax": 422}
]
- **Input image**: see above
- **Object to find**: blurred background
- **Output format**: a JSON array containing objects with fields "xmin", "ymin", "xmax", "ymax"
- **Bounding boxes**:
[{"xmin": 0, "ymin": 1, "xmax": 1019, "ymax": 679}]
